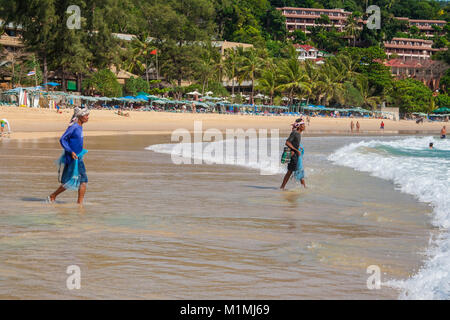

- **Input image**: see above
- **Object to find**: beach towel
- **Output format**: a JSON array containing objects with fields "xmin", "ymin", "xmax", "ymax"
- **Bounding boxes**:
[
  {"xmin": 294, "ymin": 144, "xmax": 305, "ymax": 181},
  {"xmin": 56, "ymin": 149, "xmax": 88, "ymax": 190}
]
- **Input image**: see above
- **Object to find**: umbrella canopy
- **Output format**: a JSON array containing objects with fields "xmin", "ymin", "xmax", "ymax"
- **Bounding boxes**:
[
  {"xmin": 433, "ymin": 107, "xmax": 450, "ymax": 113},
  {"xmin": 205, "ymin": 91, "xmax": 213, "ymax": 95},
  {"xmin": 135, "ymin": 95, "xmax": 149, "ymax": 101},
  {"xmin": 187, "ymin": 91, "xmax": 201, "ymax": 95},
  {"xmin": 42, "ymin": 82, "xmax": 60, "ymax": 86}
]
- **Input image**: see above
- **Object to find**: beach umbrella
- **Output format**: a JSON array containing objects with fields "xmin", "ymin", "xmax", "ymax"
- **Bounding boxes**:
[
  {"xmin": 135, "ymin": 95, "xmax": 149, "ymax": 101},
  {"xmin": 205, "ymin": 91, "xmax": 213, "ymax": 96},
  {"xmin": 187, "ymin": 91, "xmax": 201, "ymax": 96},
  {"xmin": 433, "ymin": 107, "xmax": 450, "ymax": 113},
  {"xmin": 42, "ymin": 82, "xmax": 60, "ymax": 87}
]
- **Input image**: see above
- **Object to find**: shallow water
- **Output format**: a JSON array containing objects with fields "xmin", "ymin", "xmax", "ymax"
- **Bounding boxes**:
[{"xmin": 0, "ymin": 134, "xmax": 434, "ymax": 299}]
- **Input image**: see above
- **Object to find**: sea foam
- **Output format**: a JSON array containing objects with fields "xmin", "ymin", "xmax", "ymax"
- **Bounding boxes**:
[{"xmin": 328, "ymin": 136, "xmax": 450, "ymax": 299}]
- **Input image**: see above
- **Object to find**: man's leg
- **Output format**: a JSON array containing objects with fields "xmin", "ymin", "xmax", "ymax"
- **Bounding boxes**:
[
  {"xmin": 50, "ymin": 185, "xmax": 66, "ymax": 202},
  {"xmin": 280, "ymin": 170, "xmax": 293, "ymax": 190},
  {"xmin": 77, "ymin": 183, "xmax": 87, "ymax": 204},
  {"xmin": 300, "ymin": 178, "xmax": 306, "ymax": 188}
]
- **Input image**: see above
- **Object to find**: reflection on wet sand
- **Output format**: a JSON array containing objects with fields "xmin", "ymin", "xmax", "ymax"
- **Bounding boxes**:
[{"xmin": 0, "ymin": 134, "xmax": 433, "ymax": 299}]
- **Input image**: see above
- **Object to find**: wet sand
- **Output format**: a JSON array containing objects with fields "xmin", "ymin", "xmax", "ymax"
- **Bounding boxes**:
[{"xmin": 0, "ymin": 134, "xmax": 433, "ymax": 299}]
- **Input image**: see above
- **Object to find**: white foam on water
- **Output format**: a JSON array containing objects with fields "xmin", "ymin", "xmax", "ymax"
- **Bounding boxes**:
[
  {"xmin": 146, "ymin": 138, "xmax": 286, "ymax": 175},
  {"xmin": 328, "ymin": 136, "xmax": 450, "ymax": 299}
]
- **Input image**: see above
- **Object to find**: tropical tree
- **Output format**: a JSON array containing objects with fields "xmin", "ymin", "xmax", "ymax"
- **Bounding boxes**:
[
  {"xmin": 277, "ymin": 58, "xmax": 311, "ymax": 108},
  {"xmin": 316, "ymin": 62, "xmax": 345, "ymax": 106},
  {"xmin": 238, "ymin": 48, "xmax": 265, "ymax": 104},
  {"xmin": 355, "ymin": 77, "xmax": 381, "ymax": 110},
  {"xmin": 256, "ymin": 63, "xmax": 278, "ymax": 104},
  {"xmin": 224, "ymin": 47, "xmax": 242, "ymax": 99},
  {"xmin": 344, "ymin": 13, "xmax": 361, "ymax": 47},
  {"xmin": 124, "ymin": 33, "xmax": 155, "ymax": 83}
]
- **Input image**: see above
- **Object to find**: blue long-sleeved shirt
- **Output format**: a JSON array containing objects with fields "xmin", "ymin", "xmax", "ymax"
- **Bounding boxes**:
[{"xmin": 60, "ymin": 123, "xmax": 83, "ymax": 164}]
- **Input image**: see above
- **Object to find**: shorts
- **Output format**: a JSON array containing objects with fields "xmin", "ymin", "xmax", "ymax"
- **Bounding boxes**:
[
  {"xmin": 61, "ymin": 160, "xmax": 88, "ymax": 184},
  {"xmin": 441, "ymin": 135, "xmax": 446, "ymax": 139},
  {"xmin": 1, "ymin": 123, "xmax": 4, "ymax": 128},
  {"xmin": 287, "ymin": 153, "xmax": 298, "ymax": 171}
]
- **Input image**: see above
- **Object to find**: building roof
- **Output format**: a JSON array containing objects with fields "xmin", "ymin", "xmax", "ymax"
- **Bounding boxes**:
[
  {"xmin": 277, "ymin": 7, "xmax": 349, "ymax": 13},
  {"xmin": 389, "ymin": 37, "xmax": 433, "ymax": 44},
  {"xmin": 395, "ymin": 17, "xmax": 447, "ymax": 24},
  {"xmin": 383, "ymin": 58, "xmax": 440, "ymax": 68},
  {"xmin": 294, "ymin": 44, "xmax": 317, "ymax": 52}
]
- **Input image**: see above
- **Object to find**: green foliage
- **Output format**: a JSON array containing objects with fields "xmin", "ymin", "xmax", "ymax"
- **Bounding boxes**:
[
  {"xmin": 435, "ymin": 93, "xmax": 450, "ymax": 108},
  {"xmin": 392, "ymin": 78, "xmax": 433, "ymax": 113},
  {"xmin": 83, "ymin": 69, "xmax": 122, "ymax": 97},
  {"xmin": 440, "ymin": 69, "xmax": 450, "ymax": 93},
  {"xmin": 124, "ymin": 76, "xmax": 150, "ymax": 96}
]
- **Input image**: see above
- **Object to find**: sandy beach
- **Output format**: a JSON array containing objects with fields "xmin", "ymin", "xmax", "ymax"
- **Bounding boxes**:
[{"xmin": 0, "ymin": 106, "xmax": 446, "ymax": 140}]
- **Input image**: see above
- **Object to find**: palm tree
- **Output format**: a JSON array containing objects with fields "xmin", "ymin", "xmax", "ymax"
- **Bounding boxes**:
[
  {"xmin": 238, "ymin": 48, "xmax": 265, "ymax": 104},
  {"xmin": 316, "ymin": 63, "xmax": 345, "ymax": 106},
  {"xmin": 355, "ymin": 77, "xmax": 381, "ymax": 110},
  {"xmin": 124, "ymin": 33, "xmax": 155, "ymax": 83},
  {"xmin": 224, "ymin": 47, "xmax": 242, "ymax": 99},
  {"xmin": 256, "ymin": 65, "xmax": 278, "ymax": 105},
  {"xmin": 198, "ymin": 47, "xmax": 216, "ymax": 95},
  {"xmin": 331, "ymin": 53, "xmax": 360, "ymax": 83},
  {"xmin": 344, "ymin": 14, "xmax": 360, "ymax": 47},
  {"xmin": 277, "ymin": 58, "xmax": 312, "ymax": 110},
  {"xmin": 303, "ymin": 59, "xmax": 320, "ymax": 104}
]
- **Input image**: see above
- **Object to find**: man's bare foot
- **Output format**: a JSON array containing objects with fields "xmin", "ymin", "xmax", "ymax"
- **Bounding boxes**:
[{"xmin": 47, "ymin": 195, "xmax": 55, "ymax": 203}]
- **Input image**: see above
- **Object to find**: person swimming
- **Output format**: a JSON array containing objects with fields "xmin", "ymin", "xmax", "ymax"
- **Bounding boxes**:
[{"xmin": 429, "ymin": 142, "xmax": 434, "ymax": 149}]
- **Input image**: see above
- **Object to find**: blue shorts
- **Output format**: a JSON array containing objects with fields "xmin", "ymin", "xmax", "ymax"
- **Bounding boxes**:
[{"xmin": 61, "ymin": 160, "xmax": 88, "ymax": 184}]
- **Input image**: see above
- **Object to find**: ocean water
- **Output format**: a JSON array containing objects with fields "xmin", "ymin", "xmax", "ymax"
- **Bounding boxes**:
[
  {"xmin": 328, "ymin": 136, "xmax": 450, "ymax": 299},
  {"xmin": 0, "ymin": 134, "xmax": 439, "ymax": 299}
]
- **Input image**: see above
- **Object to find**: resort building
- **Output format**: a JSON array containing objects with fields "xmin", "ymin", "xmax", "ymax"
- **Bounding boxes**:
[
  {"xmin": 277, "ymin": 7, "xmax": 352, "ymax": 34},
  {"xmin": 384, "ymin": 58, "xmax": 449, "ymax": 91},
  {"xmin": 294, "ymin": 44, "xmax": 327, "ymax": 64},
  {"xmin": 383, "ymin": 38, "xmax": 443, "ymax": 61},
  {"xmin": 277, "ymin": 7, "xmax": 447, "ymax": 39},
  {"xmin": 395, "ymin": 17, "xmax": 447, "ymax": 37}
]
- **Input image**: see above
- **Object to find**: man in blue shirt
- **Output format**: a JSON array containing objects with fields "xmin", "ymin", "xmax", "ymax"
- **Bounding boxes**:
[{"xmin": 48, "ymin": 109, "xmax": 89, "ymax": 204}]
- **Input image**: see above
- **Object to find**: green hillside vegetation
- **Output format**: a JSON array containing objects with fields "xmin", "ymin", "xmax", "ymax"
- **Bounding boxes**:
[{"xmin": 0, "ymin": 0, "xmax": 448, "ymax": 113}]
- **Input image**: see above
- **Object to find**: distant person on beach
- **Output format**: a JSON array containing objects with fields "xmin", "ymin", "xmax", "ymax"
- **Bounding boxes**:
[
  {"xmin": 356, "ymin": 121, "xmax": 360, "ymax": 132},
  {"xmin": 350, "ymin": 121, "xmax": 354, "ymax": 132},
  {"xmin": 280, "ymin": 120, "xmax": 306, "ymax": 190},
  {"xmin": 429, "ymin": 142, "xmax": 434, "ymax": 149},
  {"xmin": 306, "ymin": 116, "xmax": 310, "ymax": 126},
  {"xmin": 0, "ymin": 118, "xmax": 11, "ymax": 136},
  {"xmin": 48, "ymin": 109, "xmax": 90, "ymax": 204},
  {"xmin": 441, "ymin": 126, "xmax": 446, "ymax": 139},
  {"xmin": 380, "ymin": 121, "xmax": 384, "ymax": 130}
]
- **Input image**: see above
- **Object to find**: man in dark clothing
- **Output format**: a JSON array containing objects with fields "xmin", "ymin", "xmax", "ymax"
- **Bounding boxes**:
[{"xmin": 280, "ymin": 120, "xmax": 306, "ymax": 190}]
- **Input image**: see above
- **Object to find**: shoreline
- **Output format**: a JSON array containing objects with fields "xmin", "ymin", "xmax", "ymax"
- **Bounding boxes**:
[
  {"xmin": 1, "ymin": 129, "xmax": 443, "ymax": 141},
  {"xmin": 0, "ymin": 107, "xmax": 446, "ymax": 141}
]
